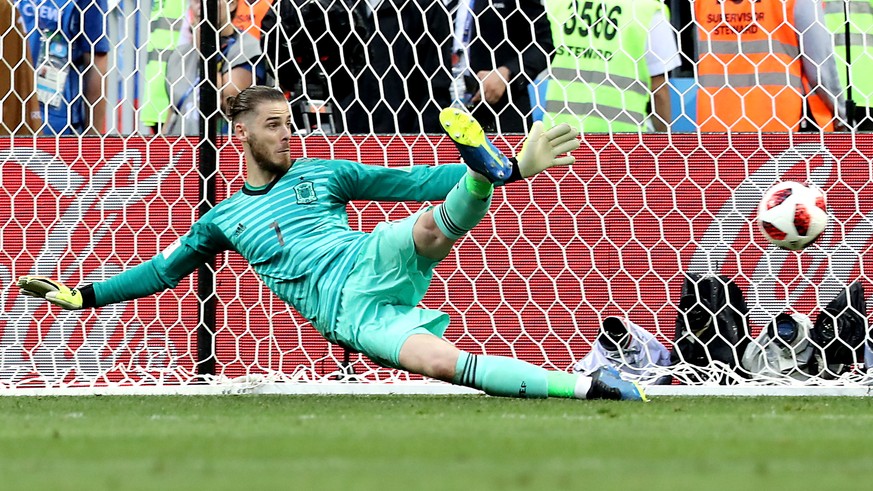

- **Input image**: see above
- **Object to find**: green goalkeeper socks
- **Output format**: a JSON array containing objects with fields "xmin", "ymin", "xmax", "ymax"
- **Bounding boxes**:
[
  {"xmin": 453, "ymin": 352, "xmax": 593, "ymax": 399},
  {"xmin": 464, "ymin": 173, "xmax": 494, "ymax": 199},
  {"xmin": 546, "ymin": 371, "xmax": 591, "ymax": 398},
  {"xmin": 453, "ymin": 352, "xmax": 549, "ymax": 398},
  {"xmin": 433, "ymin": 175, "xmax": 493, "ymax": 240}
]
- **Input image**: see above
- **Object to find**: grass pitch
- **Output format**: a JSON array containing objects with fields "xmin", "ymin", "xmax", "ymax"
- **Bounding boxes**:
[{"xmin": 1, "ymin": 395, "xmax": 871, "ymax": 491}]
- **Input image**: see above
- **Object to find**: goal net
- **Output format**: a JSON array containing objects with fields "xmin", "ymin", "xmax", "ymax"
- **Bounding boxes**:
[{"xmin": 1, "ymin": 0, "xmax": 872, "ymax": 393}]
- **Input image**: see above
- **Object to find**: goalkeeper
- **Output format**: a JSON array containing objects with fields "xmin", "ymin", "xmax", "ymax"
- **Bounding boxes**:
[{"xmin": 18, "ymin": 85, "xmax": 644, "ymax": 401}]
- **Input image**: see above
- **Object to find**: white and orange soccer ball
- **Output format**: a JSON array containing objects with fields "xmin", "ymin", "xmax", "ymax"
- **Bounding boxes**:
[{"xmin": 757, "ymin": 181, "xmax": 828, "ymax": 251}]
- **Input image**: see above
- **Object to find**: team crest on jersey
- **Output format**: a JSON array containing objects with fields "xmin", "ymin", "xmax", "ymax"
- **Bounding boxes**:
[{"xmin": 293, "ymin": 181, "xmax": 317, "ymax": 204}]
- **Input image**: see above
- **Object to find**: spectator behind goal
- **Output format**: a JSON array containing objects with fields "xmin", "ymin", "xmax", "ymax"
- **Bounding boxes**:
[
  {"xmin": 141, "ymin": 0, "xmax": 188, "ymax": 134},
  {"xmin": 462, "ymin": 0, "xmax": 553, "ymax": 133},
  {"xmin": 262, "ymin": 0, "xmax": 451, "ymax": 134},
  {"xmin": 353, "ymin": 0, "xmax": 453, "ymax": 133},
  {"xmin": 0, "ymin": 0, "xmax": 39, "ymax": 134},
  {"xmin": 260, "ymin": 0, "xmax": 370, "ymax": 133},
  {"xmin": 542, "ymin": 0, "xmax": 680, "ymax": 132},
  {"xmin": 695, "ymin": 0, "xmax": 846, "ymax": 132},
  {"xmin": 164, "ymin": 0, "xmax": 265, "ymax": 135},
  {"xmin": 232, "ymin": 0, "xmax": 272, "ymax": 39},
  {"xmin": 823, "ymin": 0, "xmax": 873, "ymax": 130},
  {"xmin": 15, "ymin": 0, "xmax": 109, "ymax": 135}
]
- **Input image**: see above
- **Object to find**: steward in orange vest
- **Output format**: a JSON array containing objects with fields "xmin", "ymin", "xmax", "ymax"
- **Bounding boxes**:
[{"xmin": 695, "ymin": 0, "xmax": 844, "ymax": 132}]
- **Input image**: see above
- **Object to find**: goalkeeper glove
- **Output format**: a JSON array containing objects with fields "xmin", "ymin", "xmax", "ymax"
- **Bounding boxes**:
[
  {"xmin": 17, "ymin": 276, "xmax": 83, "ymax": 310},
  {"xmin": 516, "ymin": 121, "xmax": 580, "ymax": 179}
]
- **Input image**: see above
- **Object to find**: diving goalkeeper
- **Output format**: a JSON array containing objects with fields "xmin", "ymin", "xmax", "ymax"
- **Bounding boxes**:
[{"xmin": 18, "ymin": 85, "xmax": 644, "ymax": 401}]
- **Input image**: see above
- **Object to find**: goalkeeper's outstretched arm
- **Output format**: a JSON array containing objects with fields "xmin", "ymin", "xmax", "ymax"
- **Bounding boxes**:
[
  {"xmin": 331, "ymin": 121, "xmax": 579, "ymax": 203},
  {"xmin": 17, "ymin": 220, "xmax": 231, "ymax": 310},
  {"xmin": 18, "ymin": 259, "xmax": 205, "ymax": 310}
]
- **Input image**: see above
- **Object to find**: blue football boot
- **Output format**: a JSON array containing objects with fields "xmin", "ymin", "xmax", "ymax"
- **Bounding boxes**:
[
  {"xmin": 587, "ymin": 367, "xmax": 648, "ymax": 402},
  {"xmin": 594, "ymin": 365, "xmax": 621, "ymax": 379},
  {"xmin": 439, "ymin": 107, "xmax": 512, "ymax": 182}
]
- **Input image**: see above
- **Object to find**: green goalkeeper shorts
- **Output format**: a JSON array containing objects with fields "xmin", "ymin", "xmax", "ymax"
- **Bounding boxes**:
[{"xmin": 330, "ymin": 209, "xmax": 450, "ymax": 369}]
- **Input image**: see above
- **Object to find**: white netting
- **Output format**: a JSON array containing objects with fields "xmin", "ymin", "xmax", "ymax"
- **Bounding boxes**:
[{"xmin": 1, "ymin": 1, "xmax": 873, "ymax": 392}]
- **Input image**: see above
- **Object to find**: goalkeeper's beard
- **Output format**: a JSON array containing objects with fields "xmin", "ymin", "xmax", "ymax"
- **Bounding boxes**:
[{"xmin": 249, "ymin": 134, "xmax": 292, "ymax": 175}]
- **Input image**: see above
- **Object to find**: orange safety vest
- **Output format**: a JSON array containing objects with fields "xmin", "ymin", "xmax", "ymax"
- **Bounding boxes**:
[
  {"xmin": 233, "ymin": 0, "xmax": 272, "ymax": 39},
  {"xmin": 695, "ymin": 0, "xmax": 835, "ymax": 132}
]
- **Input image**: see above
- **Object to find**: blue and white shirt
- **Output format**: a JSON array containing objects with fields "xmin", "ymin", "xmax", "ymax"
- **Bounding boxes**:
[{"xmin": 16, "ymin": 0, "xmax": 110, "ymax": 134}]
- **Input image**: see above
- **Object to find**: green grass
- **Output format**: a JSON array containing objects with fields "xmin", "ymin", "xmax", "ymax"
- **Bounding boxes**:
[{"xmin": 1, "ymin": 395, "xmax": 871, "ymax": 491}]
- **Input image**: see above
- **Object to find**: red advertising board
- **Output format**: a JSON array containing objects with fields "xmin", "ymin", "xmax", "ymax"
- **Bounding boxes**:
[
  {"xmin": 0, "ymin": 138, "xmax": 200, "ymax": 386},
  {"xmin": 1, "ymin": 134, "xmax": 870, "ymax": 387}
]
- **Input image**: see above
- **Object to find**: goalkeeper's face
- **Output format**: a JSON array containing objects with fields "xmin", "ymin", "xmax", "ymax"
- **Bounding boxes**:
[{"xmin": 243, "ymin": 101, "xmax": 294, "ymax": 174}]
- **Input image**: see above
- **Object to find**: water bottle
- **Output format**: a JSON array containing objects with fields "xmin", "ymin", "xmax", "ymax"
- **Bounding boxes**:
[{"xmin": 450, "ymin": 64, "xmax": 471, "ymax": 109}]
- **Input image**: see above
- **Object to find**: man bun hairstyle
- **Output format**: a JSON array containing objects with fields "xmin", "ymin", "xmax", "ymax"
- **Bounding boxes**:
[{"xmin": 227, "ymin": 86, "xmax": 288, "ymax": 124}]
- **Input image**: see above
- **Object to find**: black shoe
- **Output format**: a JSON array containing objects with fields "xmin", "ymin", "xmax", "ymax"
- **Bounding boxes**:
[
  {"xmin": 586, "ymin": 367, "xmax": 648, "ymax": 401},
  {"xmin": 586, "ymin": 368, "xmax": 623, "ymax": 400}
]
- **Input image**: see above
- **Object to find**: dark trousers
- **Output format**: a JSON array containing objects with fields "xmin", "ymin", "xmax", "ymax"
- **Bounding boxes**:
[{"xmin": 848, "ymin": 104, "xmax": 873, "ymax": 131}]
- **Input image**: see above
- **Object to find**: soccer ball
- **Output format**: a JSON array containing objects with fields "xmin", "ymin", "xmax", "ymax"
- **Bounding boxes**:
[{"xmin": 757, "ymin": 181, "xmax": 828, "ymax": 250}]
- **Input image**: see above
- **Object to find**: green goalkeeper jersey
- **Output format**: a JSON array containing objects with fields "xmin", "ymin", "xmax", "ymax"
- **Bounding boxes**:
[{"xmin": 91, "ymin": 158, "xmax": 468, "ymax": 331}]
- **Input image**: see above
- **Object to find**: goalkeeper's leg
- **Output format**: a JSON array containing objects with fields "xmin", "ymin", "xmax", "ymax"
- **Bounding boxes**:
[
  {"xmin": 440, "ymin": 107, "xmax": 580, "ymax": 182},
  {"xmin": 398, "ymin": 333, "xmax": 646, "ymax": 401},
  {"xmin": 402, "ymin": 113, "xmax": 619, "ymax": 398},
  {"xmin": 439, "ymin": 108, "xmax": 513, "ymax": 183},
  {"xmin": 420, "ymin": 109, "xmax": 580, "ymax": 260},
  {"xmin": 413, "ymin": 109, "xmax": 511, "ymax": 260}
]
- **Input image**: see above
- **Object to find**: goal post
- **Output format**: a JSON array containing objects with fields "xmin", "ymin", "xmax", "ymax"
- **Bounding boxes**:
[{"xmin": 2, "ymin": 133, "xmax": 872, "ymax": 393}]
